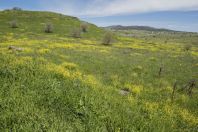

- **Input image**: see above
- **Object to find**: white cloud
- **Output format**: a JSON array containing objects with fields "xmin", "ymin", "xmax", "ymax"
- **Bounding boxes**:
[
  {"xmin": 37, "ymin": 0, "xmax": 198, "ymax": 17},
  {"xmin": 82, "ymin": 0, "xmax": 198, "ymax": 17}
]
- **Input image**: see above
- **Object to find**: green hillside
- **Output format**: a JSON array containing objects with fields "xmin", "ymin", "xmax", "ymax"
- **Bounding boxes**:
[
  {"xmin": 0, "ymin": 10, "xmax": 104, "ymax": 40},
  {"xmin": 0, "ymin": 10, "xmax": 197, "ymax": 131}
]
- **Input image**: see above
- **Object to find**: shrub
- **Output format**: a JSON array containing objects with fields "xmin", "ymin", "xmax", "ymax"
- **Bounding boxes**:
[
  {"xmin": 10, "ymin": 20, "xmax": 18, "ymax": 28},
  {"xmin": 80, "ymin": 23, "xmax": 88, "ymax": 32},
  {"xmin": 71, "ymin": 28, "xmax": 81, "ymax": 38},
  {"xmin": 184, "ymin": 44, "xmax": 192, "ymax": 51},
  {"xmin": 44, "ymin": 23, "xmax": 53, "ymax": 33},
  {"xmin": 102, "ymin": 32, "xmax": 114, "ymax": 45}
]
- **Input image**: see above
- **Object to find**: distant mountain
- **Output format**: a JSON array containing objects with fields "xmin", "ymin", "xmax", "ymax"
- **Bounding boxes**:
[{"xmin": 106, "ymin": 25, "xmax": 176, "ymax": 32}]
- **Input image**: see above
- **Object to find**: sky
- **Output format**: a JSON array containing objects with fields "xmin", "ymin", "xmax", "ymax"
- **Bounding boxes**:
[{"xmin": 0, "ymin": 0, "xmax": 198, "ymax": 32}]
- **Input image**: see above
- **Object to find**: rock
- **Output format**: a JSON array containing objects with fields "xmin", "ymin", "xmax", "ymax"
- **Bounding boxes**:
[
  {"xmin": 120, "ymin": 88, "xmax": 130, "ymax": 96},
  {"xmin": 8, "ymin": 46, "xmax": 23, "ymax": 51}
]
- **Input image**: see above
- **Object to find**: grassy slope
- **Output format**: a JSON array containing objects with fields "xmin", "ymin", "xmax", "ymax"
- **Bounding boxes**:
[
  {"xmin": 0, "ymin": 10, "xmax": 198, "ymax": 131},
  {"xmin": 0, "ymin": 10, "xmax": 104, "ymax": 40}
]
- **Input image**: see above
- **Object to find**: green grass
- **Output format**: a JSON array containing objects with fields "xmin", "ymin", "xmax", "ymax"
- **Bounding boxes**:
[
  {"xmin": 0, "ymin": 10, "xmax": 104, "ymax": 40},
  {"xmin": 0, "ymin": 10, "xmax": 198, "ymax": 131}
]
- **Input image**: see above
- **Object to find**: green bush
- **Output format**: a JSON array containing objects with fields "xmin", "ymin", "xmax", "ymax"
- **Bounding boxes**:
[
  {"xmin": 10, "ymin": 20, "xmax": 18, "ymax": 28},
  {"xmin": 80, "ymin": 23, "xmax": 88, "ymax": 32},
  {"xmin": 71, "ymin": 28, "xmax": 81, "ymax": 38},
  {"xmin": 184, "ymin": 44, "xmax": 192, "ymax": 51},
  {"xmin": 102, "ymin": 32, "xmax": 114, "ymax": 45},
  {"xmin": 44, "ymin": 23, "xmax": 53, "ymax": 33}
]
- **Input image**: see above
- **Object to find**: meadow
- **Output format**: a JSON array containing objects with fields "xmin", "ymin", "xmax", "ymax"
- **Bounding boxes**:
[{"xmin": 0, "ymin": 10, "xmax": 197, "ymax": 131}]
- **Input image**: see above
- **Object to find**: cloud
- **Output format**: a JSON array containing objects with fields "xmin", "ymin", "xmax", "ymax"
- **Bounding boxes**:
[
  {"xmin": 1, "ymin": 0, "xmax": 198, "ymax": 17},
  {"xmin": 37, "ymin": 0, "xmax": 198, "ymax": 17},
  {"xmin": 82, "ymin": 0, "xmax": 198, "ymax": 17}
]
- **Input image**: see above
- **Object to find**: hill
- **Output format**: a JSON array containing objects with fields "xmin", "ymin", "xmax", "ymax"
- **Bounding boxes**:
[
  {"xmin": 0, "ymin": 10, "xmax": 104, "ymax": 40},
  {"xmin": 0, "ymin": 10, "xmax": 197, "ymax": 131},
  {"xmin": 106, "ymin": 25, "xmax": 176, "ymax": 32}
]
